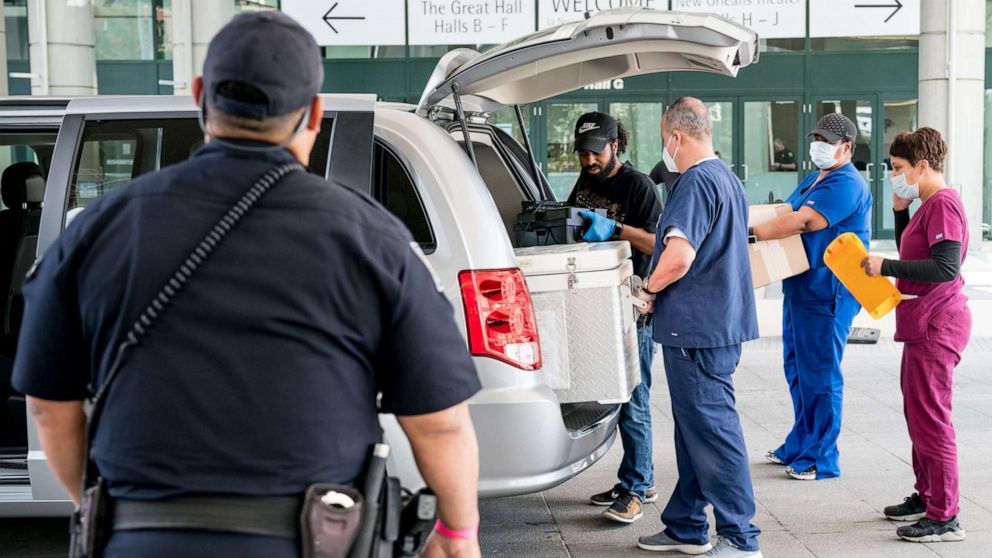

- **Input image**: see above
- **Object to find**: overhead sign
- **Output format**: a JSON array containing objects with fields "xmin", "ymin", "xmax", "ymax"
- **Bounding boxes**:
[
  {"xmin": 538, "ymin": 0, "xmax": 666, "ymax": 29},
  {"xmin": 810, "ymin": 0, "xmax": 919, "ymax": 38},
  {"xmin": 410, "ymin": 0, "xmax": 536, "ymax": 45},
  {"xmin": 671, "ymin": 0, "xmax": 805, "ymax": 40},
  {"xmin": 281, "ymin": 0, "xmax": 405, "ymax": 46},
  {"xmin": 583, "ymin": 78, "xmax": 625, "ymax": 91}
]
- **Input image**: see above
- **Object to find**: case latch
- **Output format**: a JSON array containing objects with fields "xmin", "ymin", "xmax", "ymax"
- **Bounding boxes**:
[{"xmin": 566, "ymin": 257, "xmax": 578, "ymax": 291}]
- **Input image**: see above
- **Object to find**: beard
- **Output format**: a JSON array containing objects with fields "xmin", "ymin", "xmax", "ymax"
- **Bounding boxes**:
[{"xmin": 581, "ymin": 155, "xmax": 618, "ymax": 185}]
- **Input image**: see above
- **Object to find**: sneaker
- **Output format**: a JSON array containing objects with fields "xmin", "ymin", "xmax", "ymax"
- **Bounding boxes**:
[
  {"xmin": 589, "ymin": 485, "xmax": 621, "ymax": 506},
  {"xmin": 897, "ymin": 516, "xmax": 966, "ymax": 542},
  {"xmin": 589, "ymin": 484, "xmax": 658, "ymax": 505},
  {"xmin": 702, "ymin": 536, "xmax": 763, "ymax": 557},
  {"xmin": 785, "ymin": 464, "xmax": 816, "ymax": 480},
  {"xmin": 884, "ymin": 493, "xmax": 926, "ymax": 521},
  {"xmin": 644, "ymin": 486, "xmax": 659, "ymax": 504},
  {"xmin": 638, "ymin": 530, "xmax": 712, "ymax": 554},
  {"xmin": 602, "ymin": 491, "xmax": 642, "ymax": 524},
  {"xmin": 764, "ymin": 450, "xmax": 784, "ymax": 465}
]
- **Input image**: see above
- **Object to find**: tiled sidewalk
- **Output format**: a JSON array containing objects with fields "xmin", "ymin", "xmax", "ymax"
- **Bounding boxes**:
[{"xmin": 481, "ymin": 338, "xmax": 992, "ymax": 557}]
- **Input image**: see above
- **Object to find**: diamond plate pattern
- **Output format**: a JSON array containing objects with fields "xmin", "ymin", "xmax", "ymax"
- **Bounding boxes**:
[{"xmin": 532, "ymin": 285, "xmax": 639, "ymax": 404}]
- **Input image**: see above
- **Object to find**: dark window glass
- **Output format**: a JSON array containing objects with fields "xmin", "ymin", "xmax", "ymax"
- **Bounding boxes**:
[
  {"xmin": 235, "ymin": 0, "xmax": 280, "ymax": 11},
  {"xmin": 0, "ymin": 132, "xmax": 58, "ymax": 209},
  {"xmin": 93, "ymin": 0, "xmax": 173, "ymax": 61},
  {"xmin": 372, "ymin": 142, "xmax": 435, "ymax": 252},
  {"xmin": 4, "ymin": 0, "xmax": 29, "ymax": 61},
  {"xmin": 69, "ymin": 117, "xmax": 334, "ymax": 210},
  {"xmin": 760, "ymin": 38, "xmax": 805, "ymax": 52},
  {"xmin": 811, "ymin": 36, "xmax": 918, "ymax": 51}
]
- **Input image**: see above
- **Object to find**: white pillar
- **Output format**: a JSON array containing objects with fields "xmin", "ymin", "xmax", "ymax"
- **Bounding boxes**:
[
  {"xmin": 27, "ymin": 0, "xmax": 97, "ymax": 95},
  {"xmin": 171, "ymin": 0, "xmax": 235, "ymax": 96},
  {"xmin": 919, "ymin": 0, "xmax": 987, "ymax": 247}
]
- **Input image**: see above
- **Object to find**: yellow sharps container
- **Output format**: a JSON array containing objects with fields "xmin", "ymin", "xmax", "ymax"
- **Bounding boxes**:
[{"xmin": 823, "ymin": 232, "xmax": 902, "ymax": 319}]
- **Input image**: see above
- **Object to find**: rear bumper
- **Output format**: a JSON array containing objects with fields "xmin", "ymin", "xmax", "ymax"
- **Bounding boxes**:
[{"xmin": 470, "ymin": 385, "xmax": 620, "ymax": 498}]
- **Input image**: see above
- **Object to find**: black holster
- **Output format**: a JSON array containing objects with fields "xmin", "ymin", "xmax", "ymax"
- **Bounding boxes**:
[
  {"xmin": 69, "ymin": 478, "xmax": 112, "ymax": 558},
  {"xmin": 301, "ymin": 484, "xmax": 366, "ymax": 558},
  {"xmin": 302, "ymin": 476, "xmax": 413, "ymax": 558}
]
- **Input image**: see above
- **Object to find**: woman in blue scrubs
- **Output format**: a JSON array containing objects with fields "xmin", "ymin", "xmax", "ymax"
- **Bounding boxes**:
[{"xmin": 751, "ymin": 114, "xmax": 872, "ymax": 480}]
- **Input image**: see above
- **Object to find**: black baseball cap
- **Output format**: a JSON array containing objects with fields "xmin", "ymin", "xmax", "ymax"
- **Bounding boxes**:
[
  {"xmin": 807, "ymin": 113, "xmax": 857, "ymax": 143},
  {"xmin": 202, "ymin": 11, "xmax": 323, "ymax": 120},
  {"xmin": 574, "ymin": 112, "xmax": 618, "ymax": 153}
]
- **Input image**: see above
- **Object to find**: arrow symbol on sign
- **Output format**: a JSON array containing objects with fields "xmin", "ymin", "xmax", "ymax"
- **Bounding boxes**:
[
  {"xmin": 323, "ymin": 2, "xmax": 365, "ymax": 34},
  {"xmin": 854, "ymin": 0, "xmax": 903, "ymax": 23}
]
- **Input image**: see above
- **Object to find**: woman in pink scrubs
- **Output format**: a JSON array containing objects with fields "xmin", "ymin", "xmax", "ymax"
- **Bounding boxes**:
[{"xmin": 863, "ymin": 127, "xmax": 969, "ymax": 543}]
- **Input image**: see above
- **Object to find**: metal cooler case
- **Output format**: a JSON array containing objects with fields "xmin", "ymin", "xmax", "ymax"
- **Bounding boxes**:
[{"xmin": 514, "ymin": 242, "xmax": 640, "ymax": 404}]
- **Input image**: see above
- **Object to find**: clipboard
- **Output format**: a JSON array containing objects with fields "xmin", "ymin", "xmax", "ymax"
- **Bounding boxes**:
[{"xmin": 823, "ymin": 232, "xmax": 902, "ymax": 320}]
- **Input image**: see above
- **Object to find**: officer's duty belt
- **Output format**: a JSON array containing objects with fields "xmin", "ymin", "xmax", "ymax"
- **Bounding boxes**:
[{"xmin": 113, "ymin": 495, "xmax": 301, "ymax": 538}]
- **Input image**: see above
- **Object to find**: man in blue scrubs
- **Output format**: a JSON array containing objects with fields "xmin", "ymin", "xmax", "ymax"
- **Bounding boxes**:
[
  {"xmin": 751, "ymin": 113, "xmax": 872, "ymax": 481},
  {"xmin": 636, "ymin": 98, "xmax": 761, "ymax": 558}
]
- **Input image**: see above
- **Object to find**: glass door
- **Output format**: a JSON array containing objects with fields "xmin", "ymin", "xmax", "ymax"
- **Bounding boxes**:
[
  {"xmin": 814, "ymin": 97, "xmax": 877, "ymax": 191},
  {"xmin": 543, "ymin": 101, "xmax": 598, "ymax": 200},
  {"xmin": 703, "ymin": 99, "xmax": 736, "ymax": 174},
  {"xmin": 879, "ymin": 99, "xmax": 919, "ymax": 237},
  {"xmin": 608, "ymin": 101, "xmax": 665, "ymax": 181},
  {"xmin": 741, "ymin": 98, "xmax": 802, "ymax": 205}
]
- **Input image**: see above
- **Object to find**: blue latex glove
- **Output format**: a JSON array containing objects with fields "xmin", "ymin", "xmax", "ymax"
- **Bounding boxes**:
[{"xmin": 580, "ymin": 210, "xmax": 615, "ymax": 242}]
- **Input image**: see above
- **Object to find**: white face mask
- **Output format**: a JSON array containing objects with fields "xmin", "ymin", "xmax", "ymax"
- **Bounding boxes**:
[
  {"xmin": 891, "ymin": 166, "xmax": 921, "ymax": 200},
  {"xmin": 809, "ymin": 141, "xmax": 840, "ymax": 170},
  {"xmin": 663, "ymin": 134, "xmax": 680, "ymax": 174}
]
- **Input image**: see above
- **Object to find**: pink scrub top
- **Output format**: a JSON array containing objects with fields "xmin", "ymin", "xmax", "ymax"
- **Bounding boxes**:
[{"xmin": 894, "ymin": 188, "xmax": 969, "ymax": 342}]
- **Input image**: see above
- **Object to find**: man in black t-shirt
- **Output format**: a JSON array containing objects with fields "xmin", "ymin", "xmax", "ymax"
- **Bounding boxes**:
[{"xmin": 567, "ymin": 112, "xmax": 662, "ymax": 525}]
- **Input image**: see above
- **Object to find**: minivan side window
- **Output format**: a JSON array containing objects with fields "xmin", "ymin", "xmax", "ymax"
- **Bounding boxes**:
[
  {"xmin": 68, "ymin": 118, "xmax": 335, "ymax": 211},
  {"xmin": 372, "ymin": 141, "xmax": 435, "ymax": 253},
  {"xmin": 69, "ymin": 119, "xmax": 204, "ymax": 210}
]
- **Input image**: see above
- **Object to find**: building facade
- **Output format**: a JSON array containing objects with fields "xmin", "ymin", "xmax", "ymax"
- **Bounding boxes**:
[{"xmin": 2, "ymin": 0, "xmax": 989, "ymax": 241}]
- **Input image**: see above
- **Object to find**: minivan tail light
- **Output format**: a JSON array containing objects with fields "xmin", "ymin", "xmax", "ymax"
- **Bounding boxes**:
[{"xmin": 458, "ymin": 268, "xmax": 541, "ymax": 371}]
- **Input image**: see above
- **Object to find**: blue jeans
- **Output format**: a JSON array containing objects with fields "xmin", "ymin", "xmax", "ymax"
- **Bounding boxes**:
[
  {"xmin": 660, "ymin": 344, "xmax": 760, "ymax": 552},
  {"xmin": 617, "ymin": 325, "xmax": 657, "ymax": 499}
]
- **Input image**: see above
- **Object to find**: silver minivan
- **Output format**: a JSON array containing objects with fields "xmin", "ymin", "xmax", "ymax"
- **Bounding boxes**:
[{"xmin": 0, "ymin": 9, "xmax": 757, "ymax": 516}]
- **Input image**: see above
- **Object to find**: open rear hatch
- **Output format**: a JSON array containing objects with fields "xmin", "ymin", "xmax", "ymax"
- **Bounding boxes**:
[
  {"xmin": 417, "ymin": 8, "xmax": 759, "ymax": 116},
  {"xmin": 418, "ymin": 8, "xmax": 759, "ymax": 404}
]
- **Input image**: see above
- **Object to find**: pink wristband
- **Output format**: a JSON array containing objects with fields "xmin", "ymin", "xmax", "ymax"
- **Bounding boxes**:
[{"xmin": 434, "ymin": 519, "xmax": 479, "ymax": 540}]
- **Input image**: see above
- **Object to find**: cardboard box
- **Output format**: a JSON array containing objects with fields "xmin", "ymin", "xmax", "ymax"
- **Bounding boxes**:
[{"xmin": 747, "ymin": 204, "xmax": 810, "ymax": 289}]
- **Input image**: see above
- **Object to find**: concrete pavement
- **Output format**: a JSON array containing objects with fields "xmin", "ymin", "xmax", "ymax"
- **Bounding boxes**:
[
  {"xmin": 7, "ymin": 241, "xmax": 992, "ymax": 557},
  {"xmin": 479, "ymin": 339, "xmax": 992, "ymax": 557}
]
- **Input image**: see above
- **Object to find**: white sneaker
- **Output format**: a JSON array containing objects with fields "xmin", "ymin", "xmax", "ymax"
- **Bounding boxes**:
[{"xmin": 785, "ymin": 464, "xmax": 817, "ymax": 481}]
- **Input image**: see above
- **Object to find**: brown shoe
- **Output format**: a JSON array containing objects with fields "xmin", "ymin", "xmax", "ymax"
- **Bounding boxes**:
[{"xmin": 602, "ymin": 491, "xmax": 642, "ymax": 524}]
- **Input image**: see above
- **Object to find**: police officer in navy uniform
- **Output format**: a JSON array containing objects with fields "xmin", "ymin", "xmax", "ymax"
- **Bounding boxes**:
[
  {"xmin": 635, "ymin": 98, "xmax": 762, "ymax": 558},
  {"xmin": 13, "ymin": 12, "xmax": 482, "ymax": 558}
]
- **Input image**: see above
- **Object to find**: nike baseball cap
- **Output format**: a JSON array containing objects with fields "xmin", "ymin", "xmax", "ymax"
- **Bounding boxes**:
[
  {"xmin": 574, "ymin": 112, "xmax": 618, "ymax": 153},
  {"xmin": 202, "ymin": 11, "xmax": 323, "ymax": 120},
  {"xmin": 807, "ymin": 113, "xmax": 858, "ymax": 143}
]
